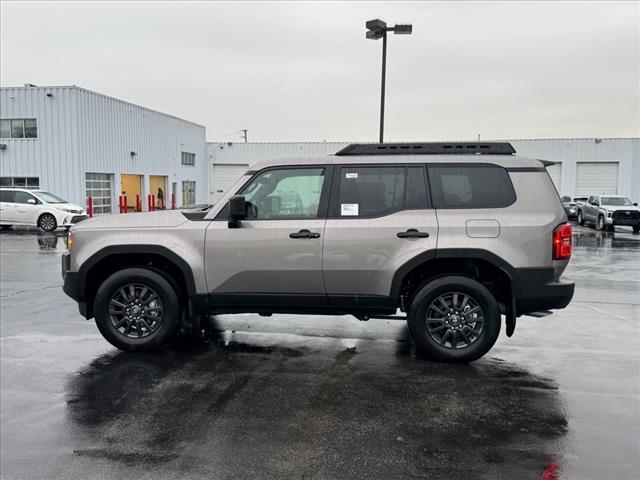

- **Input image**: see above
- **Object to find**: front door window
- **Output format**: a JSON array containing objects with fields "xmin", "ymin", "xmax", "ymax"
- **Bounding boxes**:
[{"xmin": 242, "ymin": 168, "xmax": 326, "ymax": 220}]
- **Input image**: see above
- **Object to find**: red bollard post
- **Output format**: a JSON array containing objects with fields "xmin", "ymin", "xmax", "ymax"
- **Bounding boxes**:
[
  {"xmin": 135, "ymin": 194, "xmax": 140, "ymax": 212},
  {"xmin": 151, "ymin": 194, "xmax": 156, "ymax": 212},
  {"xmin": 171, "ymin": 193, "xmax": 176, "ymax": 210},
  {"xmin": 147, "ymin": 194, "xmax": 152, "ymax": 212},
  {"xmin": 123, "ymin": 195, "xmax": 128, "ymax": 213},
  {"xmin": 118, "ymin": 195, "xmax": 123, "ymax": 214},
  {"xmin": 87, "ymin": 197, "xmax": 93, "ymax": 218}
]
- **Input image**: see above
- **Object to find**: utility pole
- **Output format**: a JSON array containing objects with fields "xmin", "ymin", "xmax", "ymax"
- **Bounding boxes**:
[
  {"xmin": 241, "ymin": 129, "xmax": 248, "ymax": 143},
  {"xmin": 379, "ymin": 32, "xmax": 387, "ymax": 144},
  {"xmin": 366, "ymin": 20, "xmax": 412, "ymax": 143}
]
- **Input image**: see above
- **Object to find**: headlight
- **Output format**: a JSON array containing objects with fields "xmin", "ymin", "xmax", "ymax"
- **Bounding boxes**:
[{"xmin": 57, "ymin": 207, "xmax": 77, "ymax": 214}]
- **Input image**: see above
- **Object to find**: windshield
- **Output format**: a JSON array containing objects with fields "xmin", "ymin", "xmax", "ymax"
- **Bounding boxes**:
[
  {"xmin": 600, "ymin": 196, "xmax": 632, "ymax": 206},
  {"xmin": 34, "ymin": 191, "xmax": 68, "ymax": 204}
]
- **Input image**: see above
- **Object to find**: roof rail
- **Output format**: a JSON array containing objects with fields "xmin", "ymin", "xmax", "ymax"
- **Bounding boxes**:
[{"xmin": 335, "ymin": 142, "xmax": 516, "ymax": 156}]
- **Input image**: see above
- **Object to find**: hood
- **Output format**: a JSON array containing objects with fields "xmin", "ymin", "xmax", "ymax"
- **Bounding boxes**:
[
  {"xmin": 602, "ymin": 205, "xmax": 640, "ymax": 212},
  {"xmin": 72, "ymin": 209, "xmax": 189, "ymax": 230}
]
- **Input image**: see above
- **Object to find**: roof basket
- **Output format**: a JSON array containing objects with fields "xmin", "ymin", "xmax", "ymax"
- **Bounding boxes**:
[{"xmin": 335, "ymin": 142, "xmax": 516, "ymax": 156}]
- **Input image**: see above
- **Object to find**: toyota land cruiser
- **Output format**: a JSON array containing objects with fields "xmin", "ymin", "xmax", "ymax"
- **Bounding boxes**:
[{"xmin": 62, "ymin": 142, "xmax": 575, "ymax": 362}]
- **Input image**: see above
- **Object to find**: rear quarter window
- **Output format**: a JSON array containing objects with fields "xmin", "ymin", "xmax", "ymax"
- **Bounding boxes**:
[{"xmin": 428, "ymin": 164, "xmax": 516, "ymax": 209}]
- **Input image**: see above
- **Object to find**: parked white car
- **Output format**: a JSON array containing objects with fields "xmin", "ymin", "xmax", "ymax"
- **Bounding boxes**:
[{"xmin": 0, "ymin": 188, "xmax": 88, "ymax": 231}]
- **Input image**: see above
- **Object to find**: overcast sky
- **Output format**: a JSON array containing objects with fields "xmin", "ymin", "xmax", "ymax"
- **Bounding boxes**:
[{"xmin": 1, "ymin": 1, "xmax": 638, "ymax": 142}]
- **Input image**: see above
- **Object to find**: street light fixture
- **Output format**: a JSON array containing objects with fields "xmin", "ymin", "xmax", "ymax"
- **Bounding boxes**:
[{"xmin": 366, "ymin": 19, "xmax": 413, "ymax": 143}]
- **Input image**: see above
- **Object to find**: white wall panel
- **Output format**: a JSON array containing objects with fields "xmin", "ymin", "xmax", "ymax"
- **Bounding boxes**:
[
  {"xmin": 1, "ymin": 86, "xmax": 207, "ymax": 210},
  {"xmin": 208, "ymin": 139, "xmax": 640, "ymax": 201}
]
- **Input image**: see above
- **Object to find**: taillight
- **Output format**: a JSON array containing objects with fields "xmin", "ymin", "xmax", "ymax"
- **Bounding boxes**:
[{"xmin": 552, "ymin": 223, "xmax": 572, "ymax": 260}]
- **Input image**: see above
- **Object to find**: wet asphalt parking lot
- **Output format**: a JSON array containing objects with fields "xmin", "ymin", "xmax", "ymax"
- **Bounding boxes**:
[{"xmin": 0, "ymin": 225, "xmax": 638, "ymax": 480}]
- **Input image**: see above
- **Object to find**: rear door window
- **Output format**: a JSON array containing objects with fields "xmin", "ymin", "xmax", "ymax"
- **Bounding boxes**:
[
  {"xmin": 0, "ymin": 190, "xmax": 16, "ymax": 203},
  {"xmin": 331, "ymin": 165, "xmax": 429, "ymax": 217},
  {"xmin": 428, "ymin": 164, "xmax": 516, "ymax": 209}
]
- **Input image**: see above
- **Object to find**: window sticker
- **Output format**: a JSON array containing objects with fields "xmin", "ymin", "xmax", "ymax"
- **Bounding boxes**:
[
  {"xmin": 345, "ymin": 173, "xmax": 358, "ymax": 179},
  {"xmin": 341, "ymin": 203, "xmax": 359, "ymax": 216}
]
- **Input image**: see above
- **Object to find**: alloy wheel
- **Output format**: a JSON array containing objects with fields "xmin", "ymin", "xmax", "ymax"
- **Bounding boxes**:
[
  {"xmin": 39, "ymin": 215, "xmax": 56, "ymax": 232},
  {"xmin": 108, "ymin": 283, "xmax": 164, "ymax": 339},
  {"xmin": 425, "ymin": 292, "xmax": 484, "ymax": 350}
]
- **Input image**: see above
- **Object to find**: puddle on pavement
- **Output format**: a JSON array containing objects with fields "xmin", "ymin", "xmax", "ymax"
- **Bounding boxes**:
[{"xmin": 65, "ymin": 331, "xmax": 569, "ymax": 478}]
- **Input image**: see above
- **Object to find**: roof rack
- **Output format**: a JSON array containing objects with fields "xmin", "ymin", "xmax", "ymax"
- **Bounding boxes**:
[{"xmin": 335, "ymin": 142, "xmax": 516, "ymax": 156}]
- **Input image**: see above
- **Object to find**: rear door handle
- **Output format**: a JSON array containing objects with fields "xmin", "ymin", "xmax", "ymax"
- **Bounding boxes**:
[
  {"xmin": 397, "ymin": 229, "xmax": 429, "ymax": 239},
  {"xmin": 289, "ymin": 229, "xmax": 321, "ymax": 239}
]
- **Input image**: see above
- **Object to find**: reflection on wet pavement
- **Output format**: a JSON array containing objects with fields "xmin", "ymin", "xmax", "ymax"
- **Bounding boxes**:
[
  {"xmin": 0, "ymin": 225, "xmax": 638, "ymax": 479},
  {"xmin": 65, "ymin": 333, "xmax": 567, "ymax": 479}
]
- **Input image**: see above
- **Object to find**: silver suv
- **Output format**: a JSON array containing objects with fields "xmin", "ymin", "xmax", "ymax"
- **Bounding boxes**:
[{"xmin": 62, "ymin": 142, "xmax": 575, "ymax": 362}]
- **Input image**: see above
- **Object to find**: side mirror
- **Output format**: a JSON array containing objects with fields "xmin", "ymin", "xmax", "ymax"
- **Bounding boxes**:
[
  {"xmin": 27, "ymin": 198, "xmax": 37, "ymax": 205},
  {"xmin": 228, "ymin": 195, "xmax": 246, "ymax": 228},
  {"xmin": 634, "ymin": 202, "xmax": 638, "ymax": 207}
]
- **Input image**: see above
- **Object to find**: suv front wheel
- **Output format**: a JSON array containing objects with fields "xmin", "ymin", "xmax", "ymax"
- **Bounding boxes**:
[
  {"xmin": 94, "ymin": 268, "xmax": 181, "ymax": 352},
  {"xmin": 407, "ymin": 276, "xmax": 501, "ymax": 363}
]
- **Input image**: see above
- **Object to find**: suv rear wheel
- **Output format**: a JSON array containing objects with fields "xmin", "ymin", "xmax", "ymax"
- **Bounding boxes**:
[
  {"xmin": 407, "ymin": 276, "xmax": 501, "ymax": 363},
  {"xmin": 94, "ymin": 268, "xmax": 181, "ymax": 352}
]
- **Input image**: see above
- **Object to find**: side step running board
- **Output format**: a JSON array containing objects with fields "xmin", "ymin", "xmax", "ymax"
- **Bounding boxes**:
[
  {"xmin": 354, "ymin": 314, "xmax": 408, "ymax": 321},
  {"xmin": 524, "ymin": 310, "xmax": 553, "ymax": 318}
]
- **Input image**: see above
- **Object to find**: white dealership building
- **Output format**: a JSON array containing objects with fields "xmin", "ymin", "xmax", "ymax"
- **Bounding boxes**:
[
  {"xmin": 208, "ymin": 138, "xmax": 640, "ymax": 204},
  {"xmin": 0, "ymin": 85, "xmax": 207, "ymax": 213},
  {"xmin": 1, "ymin": 84, "xmax": 637, "ymax": 212}
]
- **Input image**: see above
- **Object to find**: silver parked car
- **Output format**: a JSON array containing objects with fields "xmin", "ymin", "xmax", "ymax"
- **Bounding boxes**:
[
  {"xmin": 577, "ymin": 195, "xmax": 640, "ymax": 232},
  {"xmin": 62, "ymin": 142, "xmax": 575, "ymax": 362}
]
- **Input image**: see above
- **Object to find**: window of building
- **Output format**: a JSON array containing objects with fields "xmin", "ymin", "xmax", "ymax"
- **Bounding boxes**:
[
  {"xmin": 181, "ymin": 152, "xmax": 195, "ymax": 166},
  {"xmin": 428, "ymin": 165, "xmax": 516, "ymax": 209},
  {"xmin": 0, "ymin": 119, "xmax": 37, "ymax": 139},
  {"xmin": 0, "ymin": 177, "xmax": 40, "ymax": 189},
  {"xmin": 85, "ymin": 173, "xmax": 113, "ymax": 214},
  {"xmin": 241, "ymin": 168, "xmax": 326, "ymax": 220},
  {"xmin": 182, "ymin": 180, "xmax": 196, "ymax": 207}
]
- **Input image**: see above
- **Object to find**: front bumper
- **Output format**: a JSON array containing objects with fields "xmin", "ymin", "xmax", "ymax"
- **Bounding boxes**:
[
  {"xmin": 61, "ymin": 214, "xmax": 89, "ymax": 226},
  {"xmin": 62, "ymin": 252, "xmax": 89, "ymax": 317},
  {"xmin": 605, "ymin": 217, "xmax": 640, "ymax": 226},
  {"xmin": 514, "ymin": 267, "xmax": 575, "ymax": 315}
]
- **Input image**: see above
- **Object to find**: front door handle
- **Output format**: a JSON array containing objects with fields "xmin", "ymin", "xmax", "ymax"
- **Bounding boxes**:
[
  {"xmin": 289, "ymin": 229, "xmax": 321, "ymax": 239},
  {"xmin": 397, "ymin": 229, "xmax": 430, "ymax": 239}
]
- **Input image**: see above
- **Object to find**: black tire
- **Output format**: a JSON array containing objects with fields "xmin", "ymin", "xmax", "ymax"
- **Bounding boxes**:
[
  {"xmin": 38, "ymin": 213, "xmax": 57, "ymax": 232},
  {"xmin": 407, "ymin": 276, "xmax": 501, "ymax": 363},
  {"xmin": 577, "ymin": 211, "xmax": 585, "ymax": 226},
  {"xmin": 633, "ymin": 224, "xmax": 640, "ymax": 234},
  {"xmin": 94, "ymin": 268, "xmax": 181, "ymax": 352},
  {"xmin": 597, "ymin": 215, "xmax": 606, "ymax": 231}
]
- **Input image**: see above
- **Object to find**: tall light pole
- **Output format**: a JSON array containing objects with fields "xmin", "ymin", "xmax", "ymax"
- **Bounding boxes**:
[{"xmin": 366, "ymin": 19, "xmax": 412, "ymax": 143}]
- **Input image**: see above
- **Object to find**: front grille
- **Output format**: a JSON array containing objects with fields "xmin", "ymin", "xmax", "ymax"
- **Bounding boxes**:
[
  {"xmin": 612, "ymin": 210, "xmax": 640, "ymax": 221},
  {"xmin": 70, "ymin": 215, "xmax": 89, "ymax": 223}
]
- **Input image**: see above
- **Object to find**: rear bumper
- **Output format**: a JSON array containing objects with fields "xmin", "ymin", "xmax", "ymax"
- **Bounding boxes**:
[{"xmin": 514, "ymin": 267, "xmax": 575, "ymax": 315}]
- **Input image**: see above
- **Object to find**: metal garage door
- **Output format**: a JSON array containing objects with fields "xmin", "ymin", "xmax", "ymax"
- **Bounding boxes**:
[
  {"xmin": 576, "ymin": 162, "xmax": 619, "ymax": 195},
  {"xmin": 212, "ymin": 164, "xmax": 249, "ymax": 203},
  {"xmin": 85, "ymin": 173, "xmax": 113, "ymax": 214},
  {"xmin": 546, "ymin": 163, "xmax": 562, "ymax": 193}
]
